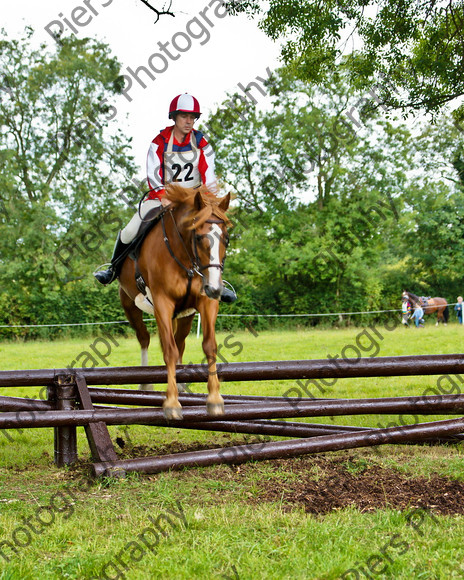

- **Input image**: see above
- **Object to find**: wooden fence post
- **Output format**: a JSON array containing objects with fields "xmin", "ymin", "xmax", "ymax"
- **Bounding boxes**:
[{"xmin": 49, "ymin": 374, "xmax": 78, "ymax": 467}]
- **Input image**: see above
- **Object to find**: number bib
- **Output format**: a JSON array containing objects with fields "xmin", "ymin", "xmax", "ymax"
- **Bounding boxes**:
[{"xmin": 164, "ymin": 131, "xmax": 201, "ymax": 188}]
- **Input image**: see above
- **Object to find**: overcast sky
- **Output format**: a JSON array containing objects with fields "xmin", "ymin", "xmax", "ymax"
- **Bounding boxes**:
[{"xmin": 6, "ymin": 0, "xmax": 282, "ymax": 174}]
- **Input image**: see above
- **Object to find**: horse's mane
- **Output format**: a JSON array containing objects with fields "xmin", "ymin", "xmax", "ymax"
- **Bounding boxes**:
[{"xmin": 164, "ymin": 184, "xmax": 230, "ymax": 229}]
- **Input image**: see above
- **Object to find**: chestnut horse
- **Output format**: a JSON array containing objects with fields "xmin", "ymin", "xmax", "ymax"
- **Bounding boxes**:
[
  {"xmin": 402, "ymin": 291, "xmax": 449, "ymax": 325},
  {"xmin": 118, "ymin": 185, "xmax": 230, "ymax": 420}
]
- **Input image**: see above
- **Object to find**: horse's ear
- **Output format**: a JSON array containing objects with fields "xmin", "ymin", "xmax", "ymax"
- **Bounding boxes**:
[
  {"xmin": 194, "ymin": 191, "xmax": 206, "ymax": 211},
  {"xmin": 218, "ymin": 192, "xmax": 230, "ymax": 212}
]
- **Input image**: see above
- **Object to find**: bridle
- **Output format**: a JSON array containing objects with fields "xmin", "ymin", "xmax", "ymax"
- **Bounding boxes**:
[
  {"xmin": 161, "ymin": 210, "xmax": 229, "ymax": 277},
  {"xmin": 160, "ymin": 209, "xmax": 229, "ymax": 315},
  {"xmin": 193, "ymin": 217, "xmax": 229, "ymax": 274}
]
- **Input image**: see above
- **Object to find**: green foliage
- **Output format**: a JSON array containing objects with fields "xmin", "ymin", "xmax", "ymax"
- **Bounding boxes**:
[
  {"xmin": 225, "ymin": 0, "xmax": 464, "ymax": 115},
  {"xmin": 0, "ymin": 29, "xmax": 138, "ymax": 338},
  {"xmin": 2, "ymin": 34, "xmax": 464, "ymax": 338},
  {"xmin": 202, "ymin": 67, "xmax": 464, "ymax": 323}
]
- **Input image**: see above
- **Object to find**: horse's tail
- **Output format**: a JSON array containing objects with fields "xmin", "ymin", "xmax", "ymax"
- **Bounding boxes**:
[{"xmin": 443, "ymin": 305, "xmax": 449, "ymax": 323}]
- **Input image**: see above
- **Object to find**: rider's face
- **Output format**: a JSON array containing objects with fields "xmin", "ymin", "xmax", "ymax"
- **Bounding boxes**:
[{"xmin": 174, "ymin": 112, "xmax": 197, "ymax": 138}]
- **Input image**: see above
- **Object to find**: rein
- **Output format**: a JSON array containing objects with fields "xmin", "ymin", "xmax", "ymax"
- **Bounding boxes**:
[
  {"xmin": 161, "ymin": 211, "xmax": 200, "ymax": 279},
  {"xmin": 161, "ymin": 209, "xmax": 228, "ymax": 316}
]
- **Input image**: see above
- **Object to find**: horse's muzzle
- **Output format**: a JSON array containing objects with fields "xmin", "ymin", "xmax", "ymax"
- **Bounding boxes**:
[{"xmin": 204, "ymin": 284, "xmax": 222, "ymax": 300}]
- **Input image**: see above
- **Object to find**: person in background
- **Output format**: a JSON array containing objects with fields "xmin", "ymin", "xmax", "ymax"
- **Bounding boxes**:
[
  {"xmin": 412, "ymin": 302, "xmax": 424, "ymax": 328},
  {"xmin": 455, "ymin": 296, "xmax": 463, "ymax": 324},
  {"xmin": 401, "ymin": 297, "xmax": 412, "ymax": 326}
]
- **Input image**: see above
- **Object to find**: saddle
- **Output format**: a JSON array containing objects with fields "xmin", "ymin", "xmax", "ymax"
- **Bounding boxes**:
[{"xmin": 122, "ymin": 206, "xmax": 166, "ymax": 303}]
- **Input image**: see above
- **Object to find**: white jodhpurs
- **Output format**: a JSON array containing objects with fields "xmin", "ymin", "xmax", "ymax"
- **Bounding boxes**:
[{"xmin": 120, "ymin": 199, "xmax": 162, "ymax": 244}]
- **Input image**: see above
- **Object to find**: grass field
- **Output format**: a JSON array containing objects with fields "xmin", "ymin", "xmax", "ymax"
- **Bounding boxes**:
[{"xmin": 0, "ymin": 321, "xmax": 464, "ymax": 579}]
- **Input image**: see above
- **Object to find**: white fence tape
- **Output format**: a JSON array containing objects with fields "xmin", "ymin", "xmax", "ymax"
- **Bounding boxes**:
[{"xmin": 0, "ymin": 304, "xmax": 458, "ymax": 331}]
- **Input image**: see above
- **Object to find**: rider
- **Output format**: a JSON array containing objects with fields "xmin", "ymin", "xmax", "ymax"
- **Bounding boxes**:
[{"xmin": 94, "ymin": 93, "xmax": 236, "ymax": 303}]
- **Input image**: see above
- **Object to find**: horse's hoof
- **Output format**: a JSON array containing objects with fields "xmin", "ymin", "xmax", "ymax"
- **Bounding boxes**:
[
  {"xmin": 177, "ymin": 383, "xmax": 186, "ymax": 394},
  {"xmin": 163, "ymin": 406, "xmax": 183, "ymax": 421},
  {"xmin": 207, "ymin": 402, "xmax": 225, "ymax": 416},
  {"xmin": 138, "ymin": 384, "xmax": 154, "ymax": 391}
]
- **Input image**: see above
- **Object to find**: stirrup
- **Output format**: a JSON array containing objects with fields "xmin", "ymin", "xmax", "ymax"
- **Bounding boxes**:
[
  {"xmin": 94, "ymin": 262, "xmax": 112, "ymax": 274},
  {"xmin": 93, "ymin": 263, "xmax": 117, "ymax": 286}
]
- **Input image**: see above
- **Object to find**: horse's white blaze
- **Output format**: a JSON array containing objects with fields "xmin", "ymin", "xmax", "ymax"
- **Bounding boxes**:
[{"xmin": 207, "ymin": 223, "xmax": 222, "ymax": 290}]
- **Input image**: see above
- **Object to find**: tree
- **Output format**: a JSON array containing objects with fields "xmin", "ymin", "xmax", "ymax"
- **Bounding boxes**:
[
  {"xmin": 202, "ymin": 68, "xmax": 413, "ymax": 316},
  {"xmin": 0, "ymin": 29, "xmax": 137, "ymax": 334},
  {"xmin": 224, "ymin": 1, "xmax": 464, "ymax": 119},
  {"xmin": 203, "ymin": 64, "xmax": 464, "ymax": 320},
  {"xmin": 203, "ymin": 68, "xmax": 361, "ymax": 212},
  {"xmin": 203, "ymin": 67, "xmax": 416, "ymax": 213},
  {"xmin": 394, "ymin": 115, "xmax": 464, "ymax": 293}
]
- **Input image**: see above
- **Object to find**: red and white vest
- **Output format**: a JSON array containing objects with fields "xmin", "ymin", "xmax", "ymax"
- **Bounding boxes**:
[{"xmin": 146, "ymin": 126, "xmax": 217, "ymax": 200}]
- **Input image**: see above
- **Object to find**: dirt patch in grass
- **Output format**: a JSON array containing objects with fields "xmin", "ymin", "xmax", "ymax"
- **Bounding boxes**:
[{"xmin": 241, "ymin": 455, "xmax": 464, "ymax": 515}]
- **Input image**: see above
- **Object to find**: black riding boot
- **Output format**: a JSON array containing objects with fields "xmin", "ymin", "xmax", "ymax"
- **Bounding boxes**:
[
  {"xmin": 94, "ymin": 232, "xmax": 128, "ymax": 285},
  {"xmin": 220, "ymin": 286, "xmax": 237, "ymax": 303}
]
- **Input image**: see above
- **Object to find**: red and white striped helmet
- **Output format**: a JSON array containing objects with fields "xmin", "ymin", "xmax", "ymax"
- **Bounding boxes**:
[{"xmin": 168, "ymin": 93, "xmax": 201, "ymax": 119}]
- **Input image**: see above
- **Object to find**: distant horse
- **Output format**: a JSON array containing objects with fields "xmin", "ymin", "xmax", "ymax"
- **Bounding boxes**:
[
  {"xmin": 118, "ymin": 185, "xmax": 231, "ymax": 420},
  {"xmin": 402, "ymin": 291, "xmax": 449, "ymax": 326}
]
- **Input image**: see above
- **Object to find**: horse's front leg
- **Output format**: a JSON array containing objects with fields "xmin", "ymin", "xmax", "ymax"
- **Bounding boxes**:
[
  {"xmin": 155, "ymin": 301, "xmax": 183, "ymax": 420},
  {"xmin": 199, "ymin": 300, "xmax": 224, "ymax": 416},
  {"xmin": 174, "ymin": 315, "xmax": 195, "ymax": 394}
]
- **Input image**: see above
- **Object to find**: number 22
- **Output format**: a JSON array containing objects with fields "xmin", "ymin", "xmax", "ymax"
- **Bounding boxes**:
[{"xmin": 171, "ymin": 163, "xmax": 194, "ymax": 182}]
